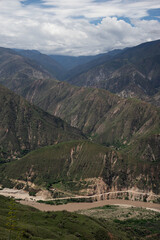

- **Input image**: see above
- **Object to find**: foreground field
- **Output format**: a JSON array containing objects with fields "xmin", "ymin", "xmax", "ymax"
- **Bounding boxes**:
[{"xmin": 0, "ymin": 195, "xmax": 160, "ymax": 240}]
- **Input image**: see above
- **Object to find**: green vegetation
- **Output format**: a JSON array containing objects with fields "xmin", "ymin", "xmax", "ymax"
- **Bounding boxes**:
[
  {"xmin": 93, "ymin": 205, "xmax": 118, "ymax": 210},
  {"xmin": 1, "ymin": 196, "xmax": 160, "ymax": 240},
  {"xmin": 79, "ymin": 205, "xmax": 160, "ymax": 221},
  {"xmin": 113, "ymin": 217, "xmax": 160, "ymax": 240},
  {"xmin": 0, "ymin": 195, "xmax": 112, "ymax": 240},
  {"xmin": 78, "ymin": 205, "xmax": 160, "ymax": 240},
  {"xmin": 0, "ymin": 141, "xmax": 110, "ymax": 189},
  {"xmin": 0, "ymin": 41, "xmax": 160, "ymax": 239},
  {"xmin": 21, "ymin": 76, "xmax": 160, "ymax": 167},
  {"xmin": 1, "ymin": 139, "xmax": 159, "ymax": 195},
  {"xmin": 38, "ymin": 197, "xmax": 93, "ymax": 205},
  {"xmin": 0, "ymin": 41, "xmax": 160, "ymax": 201}
]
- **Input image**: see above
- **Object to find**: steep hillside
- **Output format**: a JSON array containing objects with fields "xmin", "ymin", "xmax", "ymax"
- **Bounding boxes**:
[
  {"xmin": 0, "ymin": 47, "xmax": 51, "ymax": 94},
  {"xmin": 22, "ymin": 79, "xmax": 160, "ymax": 147},
  {"xmin": 64, "ymin": 49, "xmax": 123, "ymax": 81},
  {"xmin": 23, "ymin": 79, "xmax": 119, "ymax": 135},
  {"xmin": 0, "ymin": 85, "xmax": 85, "ymax": 161},
  {"xmin": 1, "ymin": 140, "xmax": 159, "ymax": 195},
  {"xmin": 92, "ymin": 98, "xmax": 160, "ymax": 145},
  {"xmin": 15, "ymin": 49, "xmax": 66, "ymax": 80},
  {"xmin": 67, "ymin": 40, "xmax": 160, "ymax": 101}
]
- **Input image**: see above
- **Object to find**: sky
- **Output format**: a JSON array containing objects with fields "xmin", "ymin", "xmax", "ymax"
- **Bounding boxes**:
[{"xmin": 0, "ymin": 0, "xmax": 160, "ymax": 56}]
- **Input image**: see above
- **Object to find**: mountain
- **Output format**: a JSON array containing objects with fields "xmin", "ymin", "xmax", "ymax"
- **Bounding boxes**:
[
  {"xmin": 22, "ymin": 79, "xmax": 119, "ymax": 135},
  {"xmin": 66, "ymin": 40, "xmax": 160, "ymax": 102},
  {"xmin": 1, "ymin": 140, "xmax": 159, "ymax": 196},
  {"xmin": 0, "ymin": 43, "xmax": 160, "ymax": 197},
  {"xmin": 22, "ymin": 79, "xmax": 160, "ymax": 148},
  {"xmin": 14, "ymin": 49, "xmax": 66, "ymax": 79},
  {"xmin": 50, "ymin": 50, "xmax": 122, "ymax": 71},
  {"xmin": 50, "ymin": 54, "xmax": 98, "ymax": 71},
  {"xmin": 2, "ymin": 41, "xmax": 160, "ymax": 106},
  {"xmin": 62, "ymin": 49, "xmax": 123, "ymax": 81},
  {"xmin": 0, "ymin": 47, "xmax": 52, "ymax": 94},
  {"xmin": 0, "ymin": 84, "xmax": 85, "ymax": 162},
  {"xmin": 20, "ymin": 79, "xmax": 160, "ymax": 195},
  {"xmin": 14, "ymin": 49, "xmax": 122, "ymax": 79},
  {"xmin": 3, "ymin": 40, "xmax": 159, "ymax": 105}
]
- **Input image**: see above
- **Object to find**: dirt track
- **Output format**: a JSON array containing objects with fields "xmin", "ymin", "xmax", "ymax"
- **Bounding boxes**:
[{"xmin": 19, "ymin": 199, "xmax": 160, "ymax": 212}]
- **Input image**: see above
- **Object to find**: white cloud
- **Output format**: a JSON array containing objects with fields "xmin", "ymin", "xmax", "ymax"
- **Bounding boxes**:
[{"xmin": 0, "ymin": 0, "xmax": 159, "ymax": 55}]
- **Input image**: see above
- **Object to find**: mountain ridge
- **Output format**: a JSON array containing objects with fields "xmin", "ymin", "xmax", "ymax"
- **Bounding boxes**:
[
  {"xmin": 0, "ymin": 47, "xmax": 53, "ymax": 94},
  {"xmin": 65, "ymin": 40, "xmax": 160, "ymax": 103},
  {"xmin": 0, "ymin": 84, "xmax": 85, "ymax": 161},
  {"xmin": 1, "ymin": 140, "xmax": 159, "ymax": 196},
  {"xmin": 14, "ymin": 49, "xmax": 66, "ymax": 80},
  {"xmin": 21, "ymin": 78, "xmax": 160, "ymax": 147}
]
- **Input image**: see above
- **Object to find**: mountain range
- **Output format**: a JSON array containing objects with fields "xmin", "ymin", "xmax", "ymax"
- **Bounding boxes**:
[
  {"xmin": 8, "ymin": 40, "xmax": 160, "ymax": 107},
  {"xmin": 0, "ymin": 40, "xmax": 160, "ymax": 198},
  {"xmin": 66, "ymin": 40, "xmax": 160, "ymax": 105},
  {"xmin": 21, "ymin": 79, "xmax": 160, "ymax": 146}
]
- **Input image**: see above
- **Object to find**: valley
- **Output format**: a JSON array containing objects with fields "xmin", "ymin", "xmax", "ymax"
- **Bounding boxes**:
[
  {"xmin": 0, "ymin": 42, "xmax": 160, "ymax": 200},
  {"xmin": 0, "ymin": 39, "xmax": 160, "ymax": 239}
]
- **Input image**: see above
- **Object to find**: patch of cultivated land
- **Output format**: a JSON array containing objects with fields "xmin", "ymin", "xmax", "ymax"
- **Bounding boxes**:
[{"xmin": 78, "ymin": 204, "xmax": 160, "ymax": 220}]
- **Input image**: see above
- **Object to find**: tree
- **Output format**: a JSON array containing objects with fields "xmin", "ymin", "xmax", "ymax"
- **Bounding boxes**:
[
  {"xmin": 6, "ymin": 198, "xmax": 17, "ymax": 239},
  {"xmin": 6, "ymin": 198, "xmax": 23, "ymax": 240}
]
